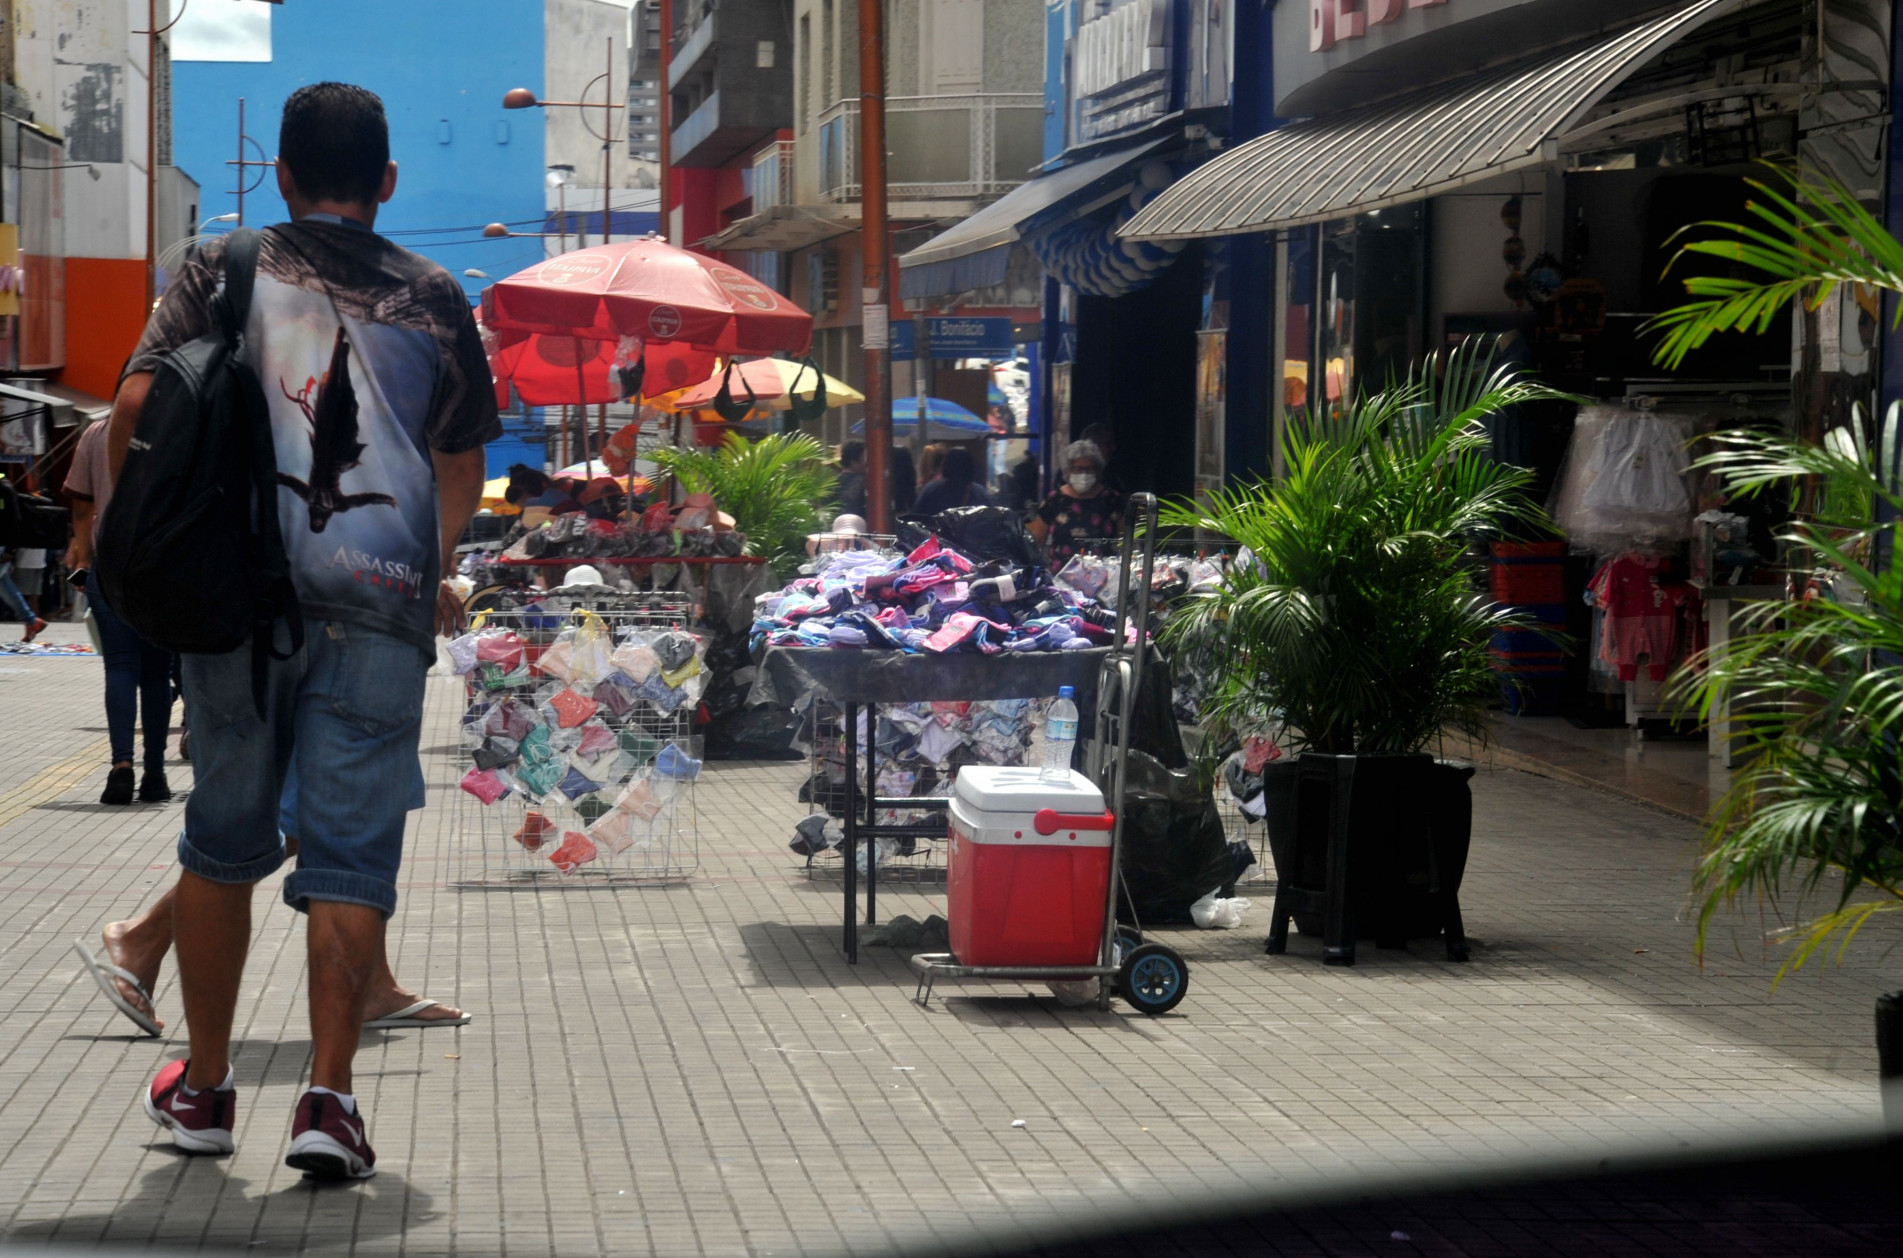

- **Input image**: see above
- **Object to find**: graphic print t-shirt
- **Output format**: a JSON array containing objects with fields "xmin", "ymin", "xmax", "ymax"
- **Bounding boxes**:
[{"xmin": 128, "ymin": 219, "xmax": 500, "ymax": 652}]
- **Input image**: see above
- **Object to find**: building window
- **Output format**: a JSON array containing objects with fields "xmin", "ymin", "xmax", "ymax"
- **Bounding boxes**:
[
  {"xmin": 822, "ymin": 0, "xmax": 835, "ymax": 109},
  {"xmin": 799, "ymin": 14, "xmax": 811, "ymax": 134}
]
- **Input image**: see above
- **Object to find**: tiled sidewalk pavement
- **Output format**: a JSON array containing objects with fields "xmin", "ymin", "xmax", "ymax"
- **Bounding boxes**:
[{"xmin": 1, "ymin": 628, "xmax": 1896, "ymax": 1256}]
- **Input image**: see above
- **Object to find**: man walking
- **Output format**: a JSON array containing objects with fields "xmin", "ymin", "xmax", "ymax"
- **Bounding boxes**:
[{"xmin": 107, "ymin": 83, "xmax": 494, "ymax": 1181}]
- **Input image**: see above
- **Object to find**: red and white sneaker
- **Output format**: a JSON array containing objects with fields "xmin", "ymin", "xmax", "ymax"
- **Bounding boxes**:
[
  {"xmin": 142, "ymin": 1059, "xmax": 236, "ymax": 1155},
  {"xmin": 285, "ymin": 1090, "xmax": 376, "ymax": 1181}
]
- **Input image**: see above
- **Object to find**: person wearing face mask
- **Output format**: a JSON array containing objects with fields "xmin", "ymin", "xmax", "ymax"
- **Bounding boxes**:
[{"xmin": 1028, "ymin": 439, "xmax": 1123, "ymax": 564}]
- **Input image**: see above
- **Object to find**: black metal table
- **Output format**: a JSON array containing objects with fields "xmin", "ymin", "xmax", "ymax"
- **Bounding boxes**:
[{"xmin": 754, "ymin": 646, "xmax": 1109, "ymax": 961}]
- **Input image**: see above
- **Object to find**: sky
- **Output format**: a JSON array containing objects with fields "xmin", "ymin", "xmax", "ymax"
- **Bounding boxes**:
[
  {"xmin": 172, "ymin": 0, "xmax": 274, "ymax": 63},
  {"xmin": 172, "ymin": 0, "xmax": 640, "ymax": 63}
]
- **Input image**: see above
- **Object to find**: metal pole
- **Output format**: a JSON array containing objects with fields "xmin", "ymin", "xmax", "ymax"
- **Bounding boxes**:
[
  {"xmin": 658, "ymin": 0, "xmax": 674, "ymax": 244},
  {"xmin": 857, "ymin": 0, "xmax": 893, "ymax": 533},
  {"xmin": 602, "ymin": 35, "xmax": 614, "ymax": 246},
  {"xmin": 145, "ymin": 0, "xmax": 158, "ymax": 307},
  {"xmin": 236, "ymin": 97, "xmax": 245, "ymax": 226}
]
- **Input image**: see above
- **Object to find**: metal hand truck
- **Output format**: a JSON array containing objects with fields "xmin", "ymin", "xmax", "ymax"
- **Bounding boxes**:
[{"xmin": 909, "ymin": 493, "xmax": 1191, "ymax": 1015}]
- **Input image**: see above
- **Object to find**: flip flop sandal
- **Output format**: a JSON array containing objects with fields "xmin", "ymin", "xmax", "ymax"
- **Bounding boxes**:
[
  {"xmin": 362, "ymin": 1000, "xmax": 474, "ymax": 1030},
  {"xmin": 71, "ymin": 940, "xmax": 161, "ymax": 1037}
]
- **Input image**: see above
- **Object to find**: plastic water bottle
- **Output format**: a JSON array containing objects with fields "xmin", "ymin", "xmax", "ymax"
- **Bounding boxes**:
[{"xmin": 1041, "ymin": 686, "xmax": 1079, "ymax": 783}]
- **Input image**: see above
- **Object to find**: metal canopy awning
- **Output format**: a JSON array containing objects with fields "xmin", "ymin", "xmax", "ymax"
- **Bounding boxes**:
[
  {"xmin": 899, "ymin": 136, "xmax": 1172, "ymax": 298},
  {"xmin": 1122, "ymin": 0, "xmax": 1744, "ymax": 242},
  {"xmin": 698, "ymin": 204, "xmax": 860, "ymax": 253}
]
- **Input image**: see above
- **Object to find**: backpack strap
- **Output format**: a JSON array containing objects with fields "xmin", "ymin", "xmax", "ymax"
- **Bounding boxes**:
[
  {"xmin": 217, "ymin": 227, "xmax": 263, "ymax": 343},
  {"xmin": 219, "ymin": 227, "xmax": 305, "ymax": 715}
]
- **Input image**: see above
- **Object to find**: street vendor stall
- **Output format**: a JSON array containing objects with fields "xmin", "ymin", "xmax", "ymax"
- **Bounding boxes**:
[{"xmin": 754, "ymin": 646, "xmax": 1108, "ymax": 962}]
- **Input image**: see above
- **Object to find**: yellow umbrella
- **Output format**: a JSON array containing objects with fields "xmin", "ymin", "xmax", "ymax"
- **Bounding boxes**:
[
  {"xmin": 478, "ymin": 475, "xmax": 521, "ymax": 515},
  {"xmin": 650, "ymin": 358, "xmax": 864, "ymax": 413}
]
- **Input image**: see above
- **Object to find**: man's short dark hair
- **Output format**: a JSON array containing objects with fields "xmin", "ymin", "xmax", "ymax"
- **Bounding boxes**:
[
  {"xmin": 279, "ymin": 83, "xmax": 390, "ymax": 205},
  {"xmin": 840, "ymin": 440, "xmax": 865, "ymax": 468}
]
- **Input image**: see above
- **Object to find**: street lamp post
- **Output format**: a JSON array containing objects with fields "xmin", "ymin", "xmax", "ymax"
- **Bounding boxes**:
[
  {"xmin": 139, "ymin": 1, "xmax": 284, "ymax": 306},
  {"xmin": 503, "ymin": 38, "xmax": 623, "ymax": 246}
]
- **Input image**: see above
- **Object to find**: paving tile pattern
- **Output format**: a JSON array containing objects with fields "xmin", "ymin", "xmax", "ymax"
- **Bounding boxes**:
[{"xmin": 0, "ymin": 624, "xmax": 1896, "ymax": 1256}]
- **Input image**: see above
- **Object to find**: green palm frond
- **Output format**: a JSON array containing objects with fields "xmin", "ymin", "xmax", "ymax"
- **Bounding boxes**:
[
  {"xmin": 1648, "ymin": 166, "xmax": 1903, "ymax": 369},
  {"xmin": 1668, "ymin": 414, "xmax": 1903, "ymax": 977},
  {"xmin": 652, "ymin": 431, "xmax": 837, "ymax": 581}
]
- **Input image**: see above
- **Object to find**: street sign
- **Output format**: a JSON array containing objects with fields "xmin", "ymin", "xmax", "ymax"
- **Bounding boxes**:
[
  {"xmin": 923, "ymin": 316, "xmax": 1016, "ymax": 358},
  {"xmin": 891, "ymin": 320, "xmax": 916, "ymax": 362}
]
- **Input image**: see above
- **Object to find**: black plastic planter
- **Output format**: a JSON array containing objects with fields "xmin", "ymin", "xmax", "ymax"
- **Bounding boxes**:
[{"xmin": 1259, "ymin": 752, "xmax": 1473, "ymax": 965}]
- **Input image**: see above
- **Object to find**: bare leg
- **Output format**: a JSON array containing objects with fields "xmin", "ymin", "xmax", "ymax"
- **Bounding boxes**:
[
  {"xmin": 172, "ymin": 871, "xmax": 255, "ymax": 1091},
  {"xmin": 364, "ymin": 929, "xmax": 467, "ymax": 1024},
  {"xmin": 307, "ymin": 901, "xmax": 382, "ymax": 1093},
  {"xmin": 101, "ymin": 884, "xmax": 178, "ymax": 1030}
]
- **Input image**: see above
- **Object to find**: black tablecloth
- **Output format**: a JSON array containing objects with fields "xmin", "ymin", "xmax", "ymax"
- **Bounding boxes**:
[{"xmin": 752, "ymin": 646, "xmax": 1109, "ymax": 706}]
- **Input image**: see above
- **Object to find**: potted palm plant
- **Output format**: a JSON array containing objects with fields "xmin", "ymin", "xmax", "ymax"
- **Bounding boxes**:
[
  {"xmin": 1159, "ymin": 342, "xmax": 1571, "ymax": 961},
  {"xmin": 1647, "ymin": 167, "xmax": 1902, "ymax": 1090},
  {"xmin": 652, "ymin": 430, "xmax": 838, "ymax": 582}
]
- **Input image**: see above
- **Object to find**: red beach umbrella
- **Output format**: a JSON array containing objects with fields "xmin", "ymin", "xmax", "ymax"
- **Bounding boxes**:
[
  {"xmin": 480, "ymin": 236, "xmax": 813, "ymax": 356},
  {"xmin": 483, "ymin": 324, "xmax": 716, "ymax": 408}
]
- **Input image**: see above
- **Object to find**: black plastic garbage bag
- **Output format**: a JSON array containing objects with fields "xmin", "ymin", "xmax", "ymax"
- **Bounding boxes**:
[
  {"xmin": 898, "ymin": 505, "xmax": 1042, "ymax": 569},
  {"xmin": 1114, "ymin": 749, "xmax": 1233, "ymax": 925}
]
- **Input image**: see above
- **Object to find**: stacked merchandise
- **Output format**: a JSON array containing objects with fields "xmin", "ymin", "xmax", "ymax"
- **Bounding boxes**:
[
  {"xmin": 751, "ymin": 537, "xmax": 1119, "ymax": 655},
  {"xmin": 449, "ymin": 605, "xmax": 704, "ymax": 880},
  {"xmin": 757, "ymin": 531, "xmax": 1123, "ymax": 868},
  {"xmin": 1486, "ymin": 542, "xmax": 1568, "ymax": 715}
]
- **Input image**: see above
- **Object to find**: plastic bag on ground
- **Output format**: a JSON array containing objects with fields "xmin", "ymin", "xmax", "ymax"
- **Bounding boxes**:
[{"xmin": 1189, "ymin": 891, "xmax": 1251, "ymax": 930}]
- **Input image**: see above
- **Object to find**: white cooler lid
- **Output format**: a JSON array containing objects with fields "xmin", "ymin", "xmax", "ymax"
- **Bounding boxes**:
[{"xmin": 952, "ymin": 766, "xmax": 1104, "ymax": 814}]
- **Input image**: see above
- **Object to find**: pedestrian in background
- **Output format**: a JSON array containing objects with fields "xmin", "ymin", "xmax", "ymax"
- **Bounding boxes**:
[
  {"xmin": 1029, "ymin": 439, "xmax": 1123, "ymax": 565},
  {"xmin": 0, "ymin": 544, "xmax": 46, "ymax": 641},
  {"xmin": 834, "ymin": 439, "xmax": 867, "ymax": 518},
  {"xmin": 109, "ymin": 82, "xmax": 495, "ymax": 1182},
  {"xmin": 912, "ymin": 446, "xmax": 992, "ymax": 516},
  {"xmin": 889, "ymin": 445, "xmax": 917, "ymax": 516},
  {"xmin": 64, "ymin": 417, "xmax": 175, "ymax": 804}
]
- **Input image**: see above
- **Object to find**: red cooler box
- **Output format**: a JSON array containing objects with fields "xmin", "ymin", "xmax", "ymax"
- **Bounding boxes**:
[{"xmin": 947, "ymin": 767, "xmax": 1114, "ymax": 967}]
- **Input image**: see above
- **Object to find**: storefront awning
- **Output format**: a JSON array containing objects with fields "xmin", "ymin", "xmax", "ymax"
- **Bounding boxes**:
[
  {"xmin": 899, "ymin": 136, "xmax": 1172, "ymax": 298},
  {"xmin": 1121, "ymin": 0, "xmax": 1744, "ymax": 241}
]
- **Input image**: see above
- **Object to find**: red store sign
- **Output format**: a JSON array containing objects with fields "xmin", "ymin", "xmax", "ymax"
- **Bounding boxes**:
[{"xmin": 1311, "ymin": 0, "xmax": 1448, "ymax": 52}]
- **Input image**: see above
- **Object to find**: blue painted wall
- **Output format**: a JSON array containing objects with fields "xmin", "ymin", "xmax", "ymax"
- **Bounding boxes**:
[{"xmin": 172, "ymin": 0, "xmax": 548, "ymax": 304}]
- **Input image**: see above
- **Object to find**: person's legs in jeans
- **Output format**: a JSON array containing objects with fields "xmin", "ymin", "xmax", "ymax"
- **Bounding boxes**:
[
  {"xmin": 88, "ymin": 572, "xmax": 143, "ymax": 774},
  {"xmin": 137, "ymin": 638, "xmax": 176, "ymax": 787},
  {"xmin": 0, "ymin": 568, "xmax": 39, "ymax": 633},
  {"xmin": 284, "ymin": 623, "xmax": 428, "ymax": 1097}
]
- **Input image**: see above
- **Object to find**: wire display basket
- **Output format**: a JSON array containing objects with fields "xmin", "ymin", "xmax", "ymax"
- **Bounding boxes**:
[{"xmin": 447, "ymin": 587, "xmax": 703, "ymax": 888}]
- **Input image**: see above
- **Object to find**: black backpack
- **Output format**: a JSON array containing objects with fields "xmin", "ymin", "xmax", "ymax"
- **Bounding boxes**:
[{"xmin": 95, "ymin": 227, "xmax": 302, "ymax": 703}]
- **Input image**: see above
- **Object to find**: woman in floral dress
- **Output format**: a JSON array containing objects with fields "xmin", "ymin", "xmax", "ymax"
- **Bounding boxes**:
[{"xmin": 1029, "ymin": 439, "xmax": 1124, "ymax": 565}]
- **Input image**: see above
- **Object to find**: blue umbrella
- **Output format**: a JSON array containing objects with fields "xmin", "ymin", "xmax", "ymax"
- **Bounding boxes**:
[{"xmin": 852, "ymin": 396, "xmax": 992, "ymax": 440}]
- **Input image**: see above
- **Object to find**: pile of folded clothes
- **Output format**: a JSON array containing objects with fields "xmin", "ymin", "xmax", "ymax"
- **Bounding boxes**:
[
  {"xmin": 447, "ymin": 614, "xmax": 705, "ymax": 875},
  {"xmin": 751, "ymin": 536, "xmax": 1118, "ymax": 654}
]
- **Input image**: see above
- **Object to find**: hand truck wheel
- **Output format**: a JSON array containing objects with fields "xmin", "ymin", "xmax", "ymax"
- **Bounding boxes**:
[{"xmin": 1116, "ymin": 942, "xmax": 1188, "ymax": 1015}]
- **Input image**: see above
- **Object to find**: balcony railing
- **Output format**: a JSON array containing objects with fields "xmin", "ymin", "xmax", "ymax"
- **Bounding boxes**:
[
  {"xmin": 815, "ymin": 94, "xmax": 1043, "ymax": 204},
  {"xmin": 752, "ymin": 140, "xmax": 796, "ymax": 212}
]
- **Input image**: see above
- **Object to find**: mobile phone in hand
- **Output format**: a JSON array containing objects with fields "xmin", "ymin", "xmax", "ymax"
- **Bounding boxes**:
[{"xmin": 67, "ymin": 567, "xmax": 88, "ymax": 589}]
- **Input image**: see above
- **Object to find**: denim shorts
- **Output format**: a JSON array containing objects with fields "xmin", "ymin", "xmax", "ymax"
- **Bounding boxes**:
[{"xmin": 178, "ymin": 619, "xmax": 431, "ymax": 917}]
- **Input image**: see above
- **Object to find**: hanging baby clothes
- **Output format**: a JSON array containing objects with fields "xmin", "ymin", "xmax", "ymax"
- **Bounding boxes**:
[
  {"xmin": 1586, "ymin": 554, "xmax": 1691, "ymax": 682},
  {"xmin": 1551, "ymin": 406, "xmax": 1694, "ymax": 553}
]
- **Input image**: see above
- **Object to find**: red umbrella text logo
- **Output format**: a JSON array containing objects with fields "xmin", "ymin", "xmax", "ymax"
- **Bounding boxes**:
[{"xmin": 537, "ymin": 252, "xmax": 613, "ymax": 287}]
